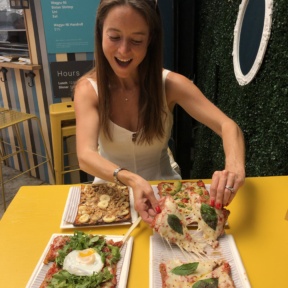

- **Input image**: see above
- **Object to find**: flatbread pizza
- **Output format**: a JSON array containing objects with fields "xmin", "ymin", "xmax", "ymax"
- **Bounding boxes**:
[{"xmin": 73, "ymin": 183, "xmax": 131, "ymax": 226}]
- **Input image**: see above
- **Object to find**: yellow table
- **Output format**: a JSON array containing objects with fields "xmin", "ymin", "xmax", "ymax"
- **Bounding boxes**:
[{"xmin": 0, "ymin": 176, "xmax": 287, "ymax": 287}]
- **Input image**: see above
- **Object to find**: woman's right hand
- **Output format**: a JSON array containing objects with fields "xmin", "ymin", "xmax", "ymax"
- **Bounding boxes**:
[{"xmin": 130, "ymin": 178, "xmax": 161, "ymax": 224}]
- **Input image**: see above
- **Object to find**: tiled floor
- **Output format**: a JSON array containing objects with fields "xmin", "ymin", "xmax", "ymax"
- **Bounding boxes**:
[{"xmin": 0, "ymin": 164, "xmax": 48, "ymax": 219}]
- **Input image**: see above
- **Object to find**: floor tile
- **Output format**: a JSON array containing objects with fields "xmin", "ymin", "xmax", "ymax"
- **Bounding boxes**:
[{"xmin": 0, "ymin": 164, "xmax": 48, "ymax": 219}]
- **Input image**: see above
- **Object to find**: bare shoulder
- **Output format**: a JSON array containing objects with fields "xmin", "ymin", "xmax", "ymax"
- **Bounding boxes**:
[
  {"xmin": 165, "ymin": 71, "xmax": 196, "ymax": 106},
  {"xmin": 74, "ymin": 77, "xmax": 98, "ymax": 106},
  {"xmin": 166, "ymin": 71, "xmax": 194, "ymax": 90},
  {"xmin": 74, "ymin": 77, "xmax": 97, "ymax": 95}
]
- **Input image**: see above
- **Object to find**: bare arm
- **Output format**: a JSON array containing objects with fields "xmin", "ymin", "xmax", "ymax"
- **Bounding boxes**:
[
  {"xmin": 166, "ymin": 72, "xmax": 245, "ymax": 208},
  {"xmin": 73, "ymin": 78, "xmax": 160, "ymax": 223}
]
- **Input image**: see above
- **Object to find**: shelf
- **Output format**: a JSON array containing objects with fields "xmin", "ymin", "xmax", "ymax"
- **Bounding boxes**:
[
  {"xmin": 0, "ymin": 62, "xmax": 41, "ymax": 71},
  {"xmin": 0, "ymin": 28, "xmax": 26, "ymax": 32}
]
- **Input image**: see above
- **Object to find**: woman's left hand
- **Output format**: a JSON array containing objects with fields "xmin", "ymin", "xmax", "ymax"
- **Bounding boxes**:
[{"xmin": 209, "ymin": 169, "xmax": 245, "ymax": 209}]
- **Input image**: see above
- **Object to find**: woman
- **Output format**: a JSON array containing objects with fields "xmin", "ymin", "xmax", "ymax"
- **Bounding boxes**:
[{"xmin": 73, "ymin": 0, "xmax": 245, "ymax": 224}]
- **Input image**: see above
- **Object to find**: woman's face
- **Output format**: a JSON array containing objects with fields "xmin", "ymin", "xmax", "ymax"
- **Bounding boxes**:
[{"xmin": 102, "ymin": 5, "xmax": 150, "ymax": 79}]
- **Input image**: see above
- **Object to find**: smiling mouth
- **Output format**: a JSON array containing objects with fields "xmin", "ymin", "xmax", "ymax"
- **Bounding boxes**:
[{"xmin": 115, "ymin": 57, "xmax": 132, "ymax": 67}]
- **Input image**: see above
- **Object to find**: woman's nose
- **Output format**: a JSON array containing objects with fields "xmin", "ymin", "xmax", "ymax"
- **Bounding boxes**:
[{"xmin": 118, "ymin": 39, "xmax": 130, "ymax": 54}]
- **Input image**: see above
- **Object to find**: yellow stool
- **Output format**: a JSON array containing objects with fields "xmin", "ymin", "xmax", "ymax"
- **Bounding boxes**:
[
  {"xmin": 0, "ymin": 109, "xmax": 55, "ymax": 210},
  {"xmin": 49, "ymin": 102, "xmax": 82, "ymax": 184}
]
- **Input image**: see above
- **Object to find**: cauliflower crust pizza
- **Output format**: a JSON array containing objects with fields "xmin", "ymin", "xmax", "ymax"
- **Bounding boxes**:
[
  {"xmin": 155, "ymin": 180, "xmax": 230, "ymax": 248},
  {"xmin": 152, "ymin": 181, "xmax": 236, "ymax": 287},
  {"xmin": 74, "ymin": 183, "xmax": 131, "ymax": 226},
  {"xmin": 159, "ymin": 259, "xmax": 235, "ymax": 288},
  {"xmin": 40, "ymin": 231, "xmax": 123, "ymax": 288}
]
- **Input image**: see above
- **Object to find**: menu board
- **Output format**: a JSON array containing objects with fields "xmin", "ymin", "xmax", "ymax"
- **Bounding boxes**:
[
  {"xmin": 50, "ymin": 60, "xmax": 93, "ymax": 98},
  {"xmin": 40, "ymin": 0, "xmax": 100, "ymax": 53}
]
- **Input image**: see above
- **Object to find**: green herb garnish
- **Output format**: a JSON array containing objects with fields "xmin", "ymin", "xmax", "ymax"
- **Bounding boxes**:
[
  {"xmin": 55, "ymin": 231, "xmax": 107, "ymax": 266},
  {"xmin": 167, "ymin": 214, "xmax": 183, "ymax": 235},
  {"xmin": 200, "ymin": 203, "xmax": 218, "ymax": 230},
  {"xmin": 49, "ymin": 231, "xmax": 121, "ymax": 288},
  {"xmin": 170, "ymin": 262, "xmax": 199, "ymax": 275},
  {"xmin": 192, "ymin": 278, "xmax": 218, "ymax": 288},
  {"xmin": 47, "ymin": 267, "xmax": 113, "ymax": 288}
]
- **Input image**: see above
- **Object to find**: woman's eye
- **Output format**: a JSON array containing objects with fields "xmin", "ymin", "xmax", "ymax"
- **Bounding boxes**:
[
  {"xmin": 109, "ymin": 35, "xmax": 120, "ymax": 41},
  {"xmin": 131, "ymin": 40, "xmax": 142, "ymax": 45}
]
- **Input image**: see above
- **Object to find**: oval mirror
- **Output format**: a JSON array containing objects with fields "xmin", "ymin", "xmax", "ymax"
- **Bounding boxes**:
[{"xmin": 233, "ymin": 0, "xmax": 273, "ymax": 85}]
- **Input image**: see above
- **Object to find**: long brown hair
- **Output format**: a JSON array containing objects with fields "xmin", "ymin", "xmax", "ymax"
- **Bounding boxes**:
[{"xmin": 96, "ymin": 0, "xmax": 165, "ymax": 144}]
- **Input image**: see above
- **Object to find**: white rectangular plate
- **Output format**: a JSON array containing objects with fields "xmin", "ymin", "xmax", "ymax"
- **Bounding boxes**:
[
  {"xmin": 60, "ymin": 186, "xmax": 138, "ymax": 229},
  {"xmin": 26, "ymin": 234, "xmax": 133, "ymax": 288},
  {"xmin": 149, "ymin": 233, "xmax": 250, "ymax": 288}
]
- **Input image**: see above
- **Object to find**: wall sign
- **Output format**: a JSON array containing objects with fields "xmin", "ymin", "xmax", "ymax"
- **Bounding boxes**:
[
  {"xmin": 40, "ymin": 0, "xmax": 100, "ymax": 53},
  {"xmin": 50, "ymin": 60, "xmax": 93, "ymax": 98}
]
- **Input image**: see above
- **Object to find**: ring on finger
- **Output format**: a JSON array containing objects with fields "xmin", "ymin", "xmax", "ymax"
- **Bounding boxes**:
[{"xmin": 225, "ymin": 186, "xmax": 235, "ymax": 193}]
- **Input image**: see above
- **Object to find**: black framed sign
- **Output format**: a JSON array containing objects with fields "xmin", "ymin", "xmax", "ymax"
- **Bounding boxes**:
[{"xmin": 50, "ymin": 60, "xmax": 93, "ymax": 98}]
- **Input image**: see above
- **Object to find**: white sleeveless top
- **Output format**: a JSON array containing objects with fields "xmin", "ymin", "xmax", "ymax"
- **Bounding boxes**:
[{"xmin": 87, "ymin": 69, "xmax": 181, "ymax": 182}]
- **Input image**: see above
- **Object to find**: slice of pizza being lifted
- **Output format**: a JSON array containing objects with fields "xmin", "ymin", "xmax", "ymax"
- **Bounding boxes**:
[
  {"xmin": 189, "ymin": 192, "xmax": 230, "ymax": 248},
  {"xmin": 151, "ymin": 195, "xmax": 207, "ymax": 256},
  {"xmin": 157, "ymin": 180, "xmax": 230, "ymax": 248}
]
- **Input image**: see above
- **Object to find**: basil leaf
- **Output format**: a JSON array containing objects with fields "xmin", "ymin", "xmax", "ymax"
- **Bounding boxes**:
[
  {"xmin": 192, "ymin": 278, "xmax": 218, "ymax": 288},
  {"xmin": 170, "ymin": 262, "xmax": 199, "ymax": 275},
  {"xmin": 167, "ymin": 214, "xmax": 183, "ymax": 235},
  {"xmin": 200, "ymin": 203, "xmax": 218, "ymax": 230}
]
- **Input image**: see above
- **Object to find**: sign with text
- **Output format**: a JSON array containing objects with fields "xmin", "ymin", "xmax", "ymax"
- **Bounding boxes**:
[
  {"xmin": 50, "ymin": 60, "xmax": 93, "ymax": 98},
  {"xmin": 40, "ymin": 0, "xmax": 100, "ymax": 53}
]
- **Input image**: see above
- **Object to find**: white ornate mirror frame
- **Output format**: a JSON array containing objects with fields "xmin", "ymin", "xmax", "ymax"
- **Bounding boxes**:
[{"xmin": 232, "ymin": 0, "xmax": 273, "ymax": 86}]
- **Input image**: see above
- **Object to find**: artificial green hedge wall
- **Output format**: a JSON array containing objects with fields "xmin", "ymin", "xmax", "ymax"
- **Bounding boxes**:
[{"xmin": 191, "ymin": 0, "xmax": 288, "ymax": 178}]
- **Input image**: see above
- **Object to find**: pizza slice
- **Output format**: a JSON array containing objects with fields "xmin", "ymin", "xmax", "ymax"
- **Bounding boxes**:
[
  {"xmin": 157, "ymin": 180, "xmax": 230, "ymax": 248},
  {"xmin": 159, "ymin": 259, "xmax": 235, "ymax": 288},
  {"xmin": 189, "ymin": 192, "xmax": 230, "ymax": 248},
  {"xmin": 192, "ymin": 261, "xmax": 236, "ymax": 288},
  {"xmin": 43, "ymin": 235, "xmax": 71, "ymax": 264},
  {"xmin": 151, "ymin": 195, "xmax": 207, "ymax": 256},
  {"xmin": 157, "ymin": 180, "xmax": 210, "ymax": 225}
]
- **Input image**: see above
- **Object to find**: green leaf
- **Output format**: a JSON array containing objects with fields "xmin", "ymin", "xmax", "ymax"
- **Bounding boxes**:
[
  {"xmin": 55, "ymin": 231, "xmax": 106, "ymax": 266},
  {"xmin": 200, "ymin": 203, "xmax": 218, "ymax": 230},
  {"xmin": 167, "ymin": 214, "xmax": 183, "ymax": 235},
  {"xmin": 107, "ymin": 244, "xmax": 121, "ymax": 264},
  {"xmin": 47, "ymin": 268, "xmax": 113, "ymax": 288},
  {"xmin": 192, "ymin": 278, "xmax": 218, "ymax": 288},
  {"xmin": 170, "ymin": 262, "xmax": 199, "ymax": 275}
]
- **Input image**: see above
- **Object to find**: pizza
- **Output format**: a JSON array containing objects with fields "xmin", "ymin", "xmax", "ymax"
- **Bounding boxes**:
[
  {"xmin": 40, "ymin": 231, "xmax": 123, "ymax": 288},
  {"xmin": 73, "ymin": 183, "xmax": 131, "ymax": 226},
  {"xmin": 151, "ymin": 195, "xmax": 206, "ymax": 256},
  {"xmin": 159, "ymin": 259, "xmax": 236, "ymax": 288},
  {"xmin": 156, "ymin": 180, "xmax": 230, "ymax": 248},
  {"xmin": 157, "ymin": 180, "xmax": 210, "ymax": 223}
]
